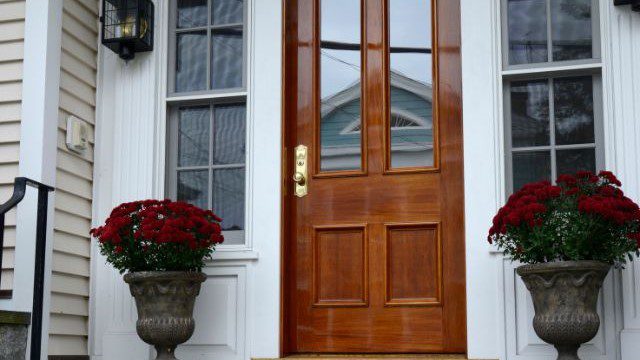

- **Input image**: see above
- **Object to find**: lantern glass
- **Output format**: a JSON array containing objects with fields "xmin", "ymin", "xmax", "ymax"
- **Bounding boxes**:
[{"xmin": 101, "ymin": 0, "xmax": 154, "ymax": 60}]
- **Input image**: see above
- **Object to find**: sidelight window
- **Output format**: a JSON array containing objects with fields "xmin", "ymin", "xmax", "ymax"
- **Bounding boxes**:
[
  {"xmin": 166, "ymin": 0, "xmax": 248, "ymax": 245},
  {"xmin": 502, "ymin": 0, "xmax": 604, "ymax": 192}
]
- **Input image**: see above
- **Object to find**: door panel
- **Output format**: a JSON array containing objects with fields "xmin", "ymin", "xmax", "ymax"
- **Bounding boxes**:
[{"xmin": 283, "ymin": 0, "xmax": 465, "ymax": 354}]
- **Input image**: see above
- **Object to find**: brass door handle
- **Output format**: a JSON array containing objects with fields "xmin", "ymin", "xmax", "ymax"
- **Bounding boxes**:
[
  {"xmin": 293, "ymin": 145, "xmax": 308, "ymax": 197},
  {"xmin": 293, "ymin": 172, "xmax": 306, "ymax": 186}
]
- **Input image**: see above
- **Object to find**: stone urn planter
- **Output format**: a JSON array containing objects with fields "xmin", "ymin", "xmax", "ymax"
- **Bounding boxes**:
[
  {"xmin": 124, "ymin": 271, "xmax": 207, "ymax": 360},
  {"xmin": 517, "ymin": 261, "xmax": 611, "ymax": 360}
]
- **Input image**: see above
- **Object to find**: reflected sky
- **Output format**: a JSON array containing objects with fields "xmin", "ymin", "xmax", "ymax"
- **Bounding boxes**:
[{"xmin": 320, "ymin": 0, "xmax": 432, "ymax": 98}]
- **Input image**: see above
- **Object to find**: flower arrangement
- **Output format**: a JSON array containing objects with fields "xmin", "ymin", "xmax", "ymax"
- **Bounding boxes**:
[
  {"xmin": 90, "ymin": 200, "xmax": 224, "ymax": 273},
  {"xmin": 488, "ymin": 171, "xmax": 640, "ymax": 265}
]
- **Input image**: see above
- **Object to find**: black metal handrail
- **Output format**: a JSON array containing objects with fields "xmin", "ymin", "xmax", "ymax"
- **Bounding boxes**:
[{"xmin": 0, "ymin": 177, "xmax": 54, "ymax": 360}]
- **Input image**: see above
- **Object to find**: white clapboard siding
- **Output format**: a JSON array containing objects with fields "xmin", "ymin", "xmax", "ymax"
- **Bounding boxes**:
[
  {"xmin": 0, "ymin": 0, "xmax": 24, "ymax": 293},
  {"xmin": 48, "ymin": 0, "xmax": 98, "ymax": 356}
]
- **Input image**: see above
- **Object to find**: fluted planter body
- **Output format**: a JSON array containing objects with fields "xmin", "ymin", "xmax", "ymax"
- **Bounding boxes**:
[
  {"xmin": 124, "ymin": 271, "xmax": 207, "ymax": 360},
  {"xmin": 516, "ymin": 261, "xmax": 610, "ymax": 360}
]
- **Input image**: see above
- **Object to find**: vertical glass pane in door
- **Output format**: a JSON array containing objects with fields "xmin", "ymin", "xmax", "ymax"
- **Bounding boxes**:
[
  {"xmin": 551, "ymin": 0, "xmax": 592, "ymax": 61},
  {"xmin": 320, "ymin": 0, "xmax": 362, "ymax": 172},
  {"xmin": 389, "ymin": 0, "xmax": 433, "ymax": 169},
  {"xmin": 507, "ymin": 0, "xmax": 548, "ymax": 65}
]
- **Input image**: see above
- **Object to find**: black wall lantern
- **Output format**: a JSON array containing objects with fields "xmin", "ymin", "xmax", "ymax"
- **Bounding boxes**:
[
  {"xmin": 100, "ymin": 0, "xmax": 154, "ymax": 61},
  {"xmin": 614, "ymin": 0, "xmax": 640, "ymax": 12}
]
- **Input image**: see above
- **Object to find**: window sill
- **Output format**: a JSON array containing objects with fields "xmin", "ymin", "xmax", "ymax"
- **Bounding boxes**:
[{"xmin": 209, "ymin": 250, "xmax": 259, "ymax": 261}]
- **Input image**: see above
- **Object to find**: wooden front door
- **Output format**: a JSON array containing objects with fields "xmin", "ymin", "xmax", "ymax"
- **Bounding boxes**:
[{"xmin": 282, "ymin": 0, "xmax": 465, "ymax": 354}]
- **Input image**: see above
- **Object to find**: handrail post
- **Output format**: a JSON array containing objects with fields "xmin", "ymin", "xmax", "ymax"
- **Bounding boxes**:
[{"xmin": 29, "ymin": 187, "xmax": 51, "ymax": 360}]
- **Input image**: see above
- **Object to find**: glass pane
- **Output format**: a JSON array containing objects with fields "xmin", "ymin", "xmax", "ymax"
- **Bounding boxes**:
[
  {"xmin": 211, "ymin": 28, "xmax": 243, "ymax": 89},
  {"xmin": 176, "ymin": 31, "xmax": 208, "ymax": 92},
  {"xmin": 177, "ymin": 0, "xmax": 207, "ymax": 29},
  {"xmin": 510, "ymin": 80, "xmax": 550, "ymax": 147},
  {"xmin": 507, "ymin": 0, "xmax": 548, "ymax": 65},
  {"xmin": 512, "ymin": 151, "xmax": 551, "ymax": 191},
  {"xmin": 178, "ymin": 170, "xmax": 209, "ymax": 210},
  {"xmin": 551, "ymin": 0, "xmax": 593, "ymax": 61},
  {"xmin": 213, "ymin": 104, "xmax": 246, "ymax": 164},
  {"xmin": 212, "ymin": 0, "xmax": 244, "ymax": 25},
  {"xmin": 212, "ymin": 168, "xmax": 245, "ymax": 234},
  {"xmin": 389, "ymin": 0, "xmax": 433, "ymax": 169},
  {"xmin": 554, "ymin": 76, "xmax": 595, "ymax": 145},
  {"xmin": 178, "ymin": 106, "xmax": 210, "ymax": 167},
  {"xmin": 320, "ymin": 0, "xmax": 362, "ymax": 171},
  {"xmin": 557, "ymin": 148, "xmax": 596, "ymax": 177}
]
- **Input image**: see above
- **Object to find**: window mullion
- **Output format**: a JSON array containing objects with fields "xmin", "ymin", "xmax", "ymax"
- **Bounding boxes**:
[
  {"xmin": 207, "ymin": 0, "xmax": 213, "ymax": 90},
  {"xmin": 209, "ymin": 103, "xmax": 215, "ymax": 210},
  {"xmin": 548, "ymin": 78, "xmax": 557, "ymax": 182},
  {"xmin": 545, "ymin": 0, "xmax": 552, "ymax": 63}
]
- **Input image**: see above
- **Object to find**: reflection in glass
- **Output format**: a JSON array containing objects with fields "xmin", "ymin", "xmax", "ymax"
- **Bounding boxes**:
[
  {"xmin": 212, "ymin": 168, "xmax": 245, "ymax": 235},
  {"xmin": 213, "ymin": 104, "xmax": 246, "ymax": 164},
  {"xmin": 554, "ymin": 76, "xmax": 594, "ymax": 145},
  {"xmin": 557, "ymin": 148, "xmax": 596, "ymax": 177},
  {"xmin": 211, "ymin": 28, "xmax": 243, "ymax": 89},
  {"xmin": 178, "ymin": 106, "xmax": 210, "ymax": 167},
  {"xmin": 552, "ymin": 0, "xmax": 592, "ymax": 61},
  {"xmin": 389, "ymin": 0, "xmax": 433, "ymax": 169},
  {"xmin": 177, "ymin": 0, "xmax": 207, "ymax": 29},
  {"xmin": 512, "ymin": 151, "xmax": 551, "ymax": 191},
  {"xmin": 212, "ymin": 0, "xmax": 244, "ymax": 25},
  {"xmin": 176, "ymin": 31, "xmax": 207, "ymax": 92},
  {"xmin": 507, "ymin": 0, "xmax": 547, "ymax": 65},
  {"xmin": 320, "ymin": 0, "xmax": 362, "ymax": 171},
  {"xmin": 178, "ymin": 170, "xmax": 209, "ymax": 210},
  {"xmin": 510, "ymin": 80, "xmax": 549, "ymax": 147}
]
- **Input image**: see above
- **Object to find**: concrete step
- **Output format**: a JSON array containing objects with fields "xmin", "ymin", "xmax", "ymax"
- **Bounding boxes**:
[{"xmin": 0, "ymin": 310, "xmax": 30, "ymax": 360}]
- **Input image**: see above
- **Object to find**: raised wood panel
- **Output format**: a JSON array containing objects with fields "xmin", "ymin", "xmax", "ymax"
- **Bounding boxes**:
[
  {"xmin": 176, "ymin": 265, "xmax": 247, "ymax": 360},
  {"xmin": 385, "ymin": 223, "xmax": 441, "ymax": 306},
  {"xmin": 313, "ymin": 225, "xmax": 368, "ymax": 307}
]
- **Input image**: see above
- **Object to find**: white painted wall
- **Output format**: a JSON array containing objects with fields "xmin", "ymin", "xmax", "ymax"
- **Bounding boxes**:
[
  {"xmin": 88, "ymin": 0, "xmax": 640, "ymax": 359},
  {"xmin": 90, "ymin": 1, "xmax": 282, "ymax": 359}
]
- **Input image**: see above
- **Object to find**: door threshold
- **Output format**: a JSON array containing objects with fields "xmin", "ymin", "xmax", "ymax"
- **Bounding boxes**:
[{"xmin": 274, "ymin": 355, "xmax": 467, "ymax": 360}]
